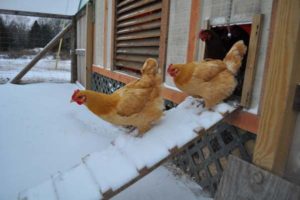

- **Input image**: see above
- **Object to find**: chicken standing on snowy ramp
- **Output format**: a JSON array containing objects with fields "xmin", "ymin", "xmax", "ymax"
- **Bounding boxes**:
[
  {"xmin": 167, "ymin": 40, "xmax": 247, "ymax": 108},
  {"xmin": 71, "ymin": 58, "xmax": 163, "ymax": 136}
]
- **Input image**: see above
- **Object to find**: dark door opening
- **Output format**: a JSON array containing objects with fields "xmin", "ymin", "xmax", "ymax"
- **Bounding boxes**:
[{"xmin": 200, "ymin": 24, "xmax": 251, "ymax": 100}]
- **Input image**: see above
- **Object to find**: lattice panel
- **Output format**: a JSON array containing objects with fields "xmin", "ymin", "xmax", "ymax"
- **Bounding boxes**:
[
  {"xmin": 92, "ymin": 73, "xmax": 125, "ymax": 94},
  {"xmin": 173, "ymin": 123, "xmax": 256, "ymax": 196}
]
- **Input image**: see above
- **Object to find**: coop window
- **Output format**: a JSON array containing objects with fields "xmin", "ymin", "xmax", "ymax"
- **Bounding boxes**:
[{"xmin": 112, "ymin": 0, "xmax": 169, "ymax": 75}]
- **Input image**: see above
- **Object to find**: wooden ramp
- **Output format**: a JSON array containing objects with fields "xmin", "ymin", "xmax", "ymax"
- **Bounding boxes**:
[{"xmin": 19, "ymin": 97, "xmax": 237, "ymax": 200}]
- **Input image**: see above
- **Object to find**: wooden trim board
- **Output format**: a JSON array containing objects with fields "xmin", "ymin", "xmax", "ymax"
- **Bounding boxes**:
[
  {"xmin": 240, "ymin": 14, "xmax": 263, "ymax": 108},
  {"xmin": 186, "ymin": 0, "xmax": 201, "ymax": 62},
  {"xmin": 85, "ymin": 1, "xmax": 94, "ymax": 89},
  {"xmin": 158, "ymin": 0, "xmax": 170, "ymax": 78}
]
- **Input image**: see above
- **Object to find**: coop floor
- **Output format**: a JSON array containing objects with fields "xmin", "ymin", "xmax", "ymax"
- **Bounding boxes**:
[{"xmin": 0, "ymin": 83, "xmax": 212, "ymax": 200}]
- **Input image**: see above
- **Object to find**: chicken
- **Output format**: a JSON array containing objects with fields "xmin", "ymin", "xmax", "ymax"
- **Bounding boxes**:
[
  {"xmin": 71, "ymin": 58, "xmax": 164, "ymax": 136},
  {"xmin": 199, "ymin": 26, "xmax": 249, "ymax": 60},
  {"xmin": 199, "ymin": 28, "xmax": 227, "ymax": 60},
  {"xmin": 167, "ymin": 40, "xmax": 247, "ymax": 109}
]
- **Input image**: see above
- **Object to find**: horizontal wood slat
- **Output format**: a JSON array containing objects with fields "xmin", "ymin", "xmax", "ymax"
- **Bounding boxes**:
[
  {"xmin": 117, "ymin": 47, "xmax": 159, "ymax": 56},
  {"xmin": 116, "ymin": 38, "xmax": 160, "ymax": 47},
  {"xmin": 113, "ymin": 0, "xmax": 166, "ymax": 72},
  {"xmin": 117, "ymin": 29, "xmax": 160, "ymax": 40},
  {"xmin": 117, "ymin": 21, "xmax": 161, "ymax": 34},
  {"xmin": 117, "ymin": 2, "xmax": 162, "ymax": 22},
  {"xmin": 117, "ymin": 12, "xmax": 161, "ymax": 28},
  {"xmin": 116, "ymin": 55, "xmax": 152, "ymax": 63},
  {"xmin": 117, "ymin": 0, "xmax": 136, "ymax": 8},
  {"xmin": 118, "ymin": 0, "xmax": 158, "ymax": 15},
  {"xmin": 116, "ymin": 60, "xmax": 143, "ymax": 70}
]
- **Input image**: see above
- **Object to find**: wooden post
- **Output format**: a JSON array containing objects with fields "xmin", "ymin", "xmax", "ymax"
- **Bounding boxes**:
[
  {"xmin": 186, "ymin": 0, "xmax": 201, "ymax": 62},
  {"xmin": 70, "ymin": 17, "xmax": 78, "ymax": 83},
  {"xmin": 10, "ymin": 23, "xmax": 72, "ymax": 84},
  {"xmin": 85, "ymin": 1, "xmax": 94, "ymax": 89},
  {"xmin": 158, "ymin": 0, "xmax": 170, "ymax": 78},
  {"xmin": 103, "ymin": 0, "xmax": 108, "ymax": 67},
  {"xmin": 253, "ymin": 0, "xmax": 300, "ymax": 176}
]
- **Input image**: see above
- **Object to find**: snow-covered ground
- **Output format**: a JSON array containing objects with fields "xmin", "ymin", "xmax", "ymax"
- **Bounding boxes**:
[
  {"xmin": 0, "ymin": 83, "xmax": 212, "ymax": 200},
  {"xmin": 0, "ymin": 55, "xmax": 71, "ymax": 84}
]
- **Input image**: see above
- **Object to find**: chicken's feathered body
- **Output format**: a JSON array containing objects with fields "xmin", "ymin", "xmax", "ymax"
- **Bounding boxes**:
[
  {"xmin": 71, "ymin": 58, "xmax": 163, "ymax": 136},
  {"xmin": 168, "ymin": 41, "xmax": 247, "ymax": 108}
]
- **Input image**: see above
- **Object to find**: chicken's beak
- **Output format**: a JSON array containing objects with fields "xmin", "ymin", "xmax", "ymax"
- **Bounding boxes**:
[{"xmin": 70, "ymin": 99, "xmax": 74, "ymax": 103}]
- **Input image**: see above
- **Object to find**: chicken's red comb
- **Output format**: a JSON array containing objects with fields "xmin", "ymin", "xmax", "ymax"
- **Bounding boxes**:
[
  {"xmin": 167, "ymin": 64, "xmax": 173, "ymax": 73},
  {"xmin": 72, "ymin": 89, "xmax": 80, "ymax": 99}
]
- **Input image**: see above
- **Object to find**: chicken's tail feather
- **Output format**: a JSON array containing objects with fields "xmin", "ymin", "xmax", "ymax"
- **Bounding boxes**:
[{"xmin": 223, "ymin": 40, "xmax": 247, "ymax": 75}]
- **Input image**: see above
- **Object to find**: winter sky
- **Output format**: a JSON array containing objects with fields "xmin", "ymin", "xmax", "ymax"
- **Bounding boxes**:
[{"xmin": 0, "ymin": 0, "xmax": 81, "ymax": 16}]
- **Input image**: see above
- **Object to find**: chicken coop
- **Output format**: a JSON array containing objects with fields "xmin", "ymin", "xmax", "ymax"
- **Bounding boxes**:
[
  {"xmin": 72, "ymin": 0, "xmax": 300, "ymax": 198},
  {"xmin": 5, "ymin": 0, "xmax": 299, "ymax": 199}
]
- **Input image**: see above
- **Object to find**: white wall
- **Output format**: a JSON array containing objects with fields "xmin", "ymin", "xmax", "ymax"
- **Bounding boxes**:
[
  {"xmin": 93, "ymin": 0, "xmax": 112, "ymax": 70},
  {"xmin": 93, "ymin": 0, "xmax": 105, "ymax": 66},
  {"xmin": 164, "ymin": 0, "xmax": 192, "ymax": 88}
]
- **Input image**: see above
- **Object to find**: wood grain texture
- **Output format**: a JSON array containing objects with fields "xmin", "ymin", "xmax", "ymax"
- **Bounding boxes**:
[
  {"xmin": 225, "ymin": 109, "xmax": 259, "ymax": 134},
  {"xmin": 258, "ymin": 0, "xmax": 278, "ymax": 116},
  {"xmin": 158, "ymin": 0, "xmax": 170, "ymax": 79},
  {"xmin": 111, "ymin": 0, "xmax": 116, "ymax": 70},
  {"xmin": 215, "ymin": 155, "xmax": 300, "ymax": 200},
  {"xmin": 117, "ymin": 2, "xmax": 162, "ymax": 22},
  {"xmin": 253, "ymin": 0, "xmax": 300, "ymax": 175},
  {"xmin": 85, "ymin": 2, "xmax": 94, "ymax": 89},
  {"xmin": 240, "ymin": 14, "xmax": 263, "ymax": 108},
  {"xmin": 103, "ymin": 0, "xmax": 108, "ymax": 67},
  {"xmin": 117, "ymin": 12, "xmax": 161, "ymax": 28},
  {"xmin": 186, "ymin": 0, "xmax": 201, "ymax": 62}
]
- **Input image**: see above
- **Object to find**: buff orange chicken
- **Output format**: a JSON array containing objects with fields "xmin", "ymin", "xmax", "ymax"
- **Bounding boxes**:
[
  {"xmin": 71, "ymin": 58, "xmax": 163, "ymax": 136},
  {"xmin": 167, "ymin": 40, "xmax": 247, "ymax": 108}
]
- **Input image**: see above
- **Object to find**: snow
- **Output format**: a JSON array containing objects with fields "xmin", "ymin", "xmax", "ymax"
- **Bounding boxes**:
[
  {"xmin": 83, "ymin": 146, "xmax": 139, "ymax": 193},
  {"xmin": 0, "ymin": 83, "xmax": 213, "ymax": 200},
  {"xmin": 0, "ymin": 83, "xmax": 119, "ymax": 200},
  {"xmin": 196, "ymin": 111, "xmax": 223, "ymax": 130},
  {"xmin": 53, "ymin": 164, "xmax": 101, "ymax": 200},
  {"xmin": 19, "ymin": 180, "xmax": 57, "ymax": 200},
  {"xmin": 214, "ymin": 102, "xmax": 236, "ymax": 114},
  {"xmin": 0, "ymin": 56, "xmax": 71, "ymax": 84},
  {"xmin": 114, "ymin": 134, "xmax": 170, "ymax": 170}
]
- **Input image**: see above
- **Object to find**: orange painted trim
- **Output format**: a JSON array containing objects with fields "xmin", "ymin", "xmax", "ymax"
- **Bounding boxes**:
[
  {"xmin": 93, "ymin": 65, "xmax": 136, "ymax": 84},
  {"xmin": 92, "ymin": 65, "xmax": 259, "ymax": 133},
  {"xmin": 225, "ymin": 109, "xmax": 259, "ymax": 134},
  {"xmin": 186, "ymin": 0, "xmax": 201, "ymax": 62}
]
